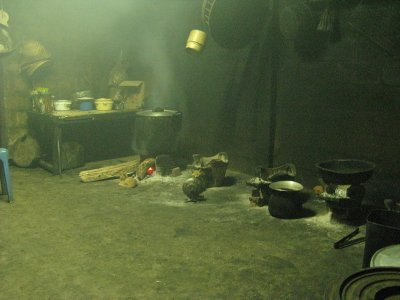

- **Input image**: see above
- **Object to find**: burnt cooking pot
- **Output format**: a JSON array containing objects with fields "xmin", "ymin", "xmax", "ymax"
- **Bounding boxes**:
[
  {"xmin": 133, "ymin": 108, "xmax": 182, "ymax": 157},
  {"xmin": 316, "ymin": 159, "xmax": 375, "ymax": 185},
  {"xmin": 268, "ymin": 181, "xmax": 304, "ymax": 219}
]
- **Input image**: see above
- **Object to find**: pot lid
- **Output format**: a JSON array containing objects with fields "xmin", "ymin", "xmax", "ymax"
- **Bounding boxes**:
[
  {"xmin": 370, "ymin": 244, "xmax": 400, "ymax": 267},
  {"xmin": 54, "ymin": 100, "xmax": 71, "ymax": 102},
  {"xmin": 76, "ymin": 97, "xmax": 94, "ymax": 101},
  {"xmin": 137, "ymin": 108, "xmax": 181, "ymax": 117},
  {"xmin": 338, "ymin": 267, "xmax": 400, "ymax": 300},
  {"xmin": 269, "ymin": 180, "xmax": 303, "ymax": 192}
]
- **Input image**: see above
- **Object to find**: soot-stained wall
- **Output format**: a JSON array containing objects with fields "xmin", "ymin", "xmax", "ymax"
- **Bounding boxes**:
[
  {"xmin": 2, "ymin": 0, "xmax": 399, "ymax": 202},
  {"xmin": 275, "ymin": 1, "xmax": 400, "ymax": 201},
  {"xmin": 2, "ymin": 0, "xmax": 254, "ymax": 163}
]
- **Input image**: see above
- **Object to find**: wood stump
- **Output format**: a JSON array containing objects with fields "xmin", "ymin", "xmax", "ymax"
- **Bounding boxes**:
[{"xmin": 12, "ymin": 135, "xmax": 41, "ymax": 167}]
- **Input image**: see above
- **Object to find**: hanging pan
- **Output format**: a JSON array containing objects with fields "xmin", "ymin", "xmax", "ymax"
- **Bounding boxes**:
[{"xmin": 201, "ymin": 0, "xmax": 269, "ymax": 49}]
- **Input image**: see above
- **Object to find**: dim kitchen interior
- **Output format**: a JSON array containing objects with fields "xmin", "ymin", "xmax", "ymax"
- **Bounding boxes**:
[{"xmin": 0, "ymin": 0, "xmax": 400, "ymax": 298}]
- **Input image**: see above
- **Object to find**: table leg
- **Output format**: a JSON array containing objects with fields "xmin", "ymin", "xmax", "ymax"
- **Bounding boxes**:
[{"xmin": 52, "ymin": 125, "xmax": 62, "ymax": 175}]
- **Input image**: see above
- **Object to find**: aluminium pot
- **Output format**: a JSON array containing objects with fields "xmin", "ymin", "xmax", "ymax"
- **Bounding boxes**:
[
  {"xmin": 362, "ymin": 210, "xmax": 400, "ymax": 268},
  {"xmin": 268, "ymin": 181, "xmax": 304, "ymax": 219},
  {"xmin": 133, "ymin": 108, "xmax": 182, "ymax": 157}
]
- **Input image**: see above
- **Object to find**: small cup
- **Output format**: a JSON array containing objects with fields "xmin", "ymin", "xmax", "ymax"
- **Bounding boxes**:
[{"xmin": 186, "ymin": 29, "xmax": 207, "ymax": 53}]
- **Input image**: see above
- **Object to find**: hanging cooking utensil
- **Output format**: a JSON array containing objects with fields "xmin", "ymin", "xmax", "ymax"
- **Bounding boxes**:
[
  {"xmin": 316, "ymin": 0, "xmax": 341, "ymax": 43},
  {"xmin": 201, "ymin": 0, "xmax": 269, "ymax": 49},
  {"xmin": 19, "ymin": 40, "xmax": 52, "ymax": 77},
  {"xmin": 279, "ymin": 2, "xmax": 329, "ymax": 60},
  {"xmin": 0, "ymin": 9, "xmax": 13, "ymax": 56},
  {"xmin": 317, "ymin": 0, "xmax": 336, "ymax": 33},
  {"xmin": 279, "ymin": 3, "xmax": 314, "ymax": 41}
]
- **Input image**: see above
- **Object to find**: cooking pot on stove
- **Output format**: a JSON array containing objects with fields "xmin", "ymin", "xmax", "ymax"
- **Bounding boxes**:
[
  {"xmin": 316, "ymin": 159, "xmax": 375, "ymax": 185},
  {"xmin": 268, "ymin": 181, "xmax": 304, "ymax": 219},
  {"xmin": 133, "ymin": 108, "xmax": 182, "ymax": 157}
]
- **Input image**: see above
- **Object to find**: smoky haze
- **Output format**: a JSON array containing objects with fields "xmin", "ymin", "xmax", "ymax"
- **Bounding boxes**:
[{"xmin": 7, "ymin": 0, "xmax": 197, "ymax": 108}]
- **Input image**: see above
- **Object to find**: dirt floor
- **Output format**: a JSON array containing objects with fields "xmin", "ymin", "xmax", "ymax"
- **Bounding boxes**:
[{"xmin": 0, "ymin": 161, "xmax": 366, "ymax": 299}]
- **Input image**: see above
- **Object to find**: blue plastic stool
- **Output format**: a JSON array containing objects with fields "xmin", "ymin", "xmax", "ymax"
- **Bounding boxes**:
[{"xmin": 0, "ymin": 148, "xmax": 13, "ymax": 202}]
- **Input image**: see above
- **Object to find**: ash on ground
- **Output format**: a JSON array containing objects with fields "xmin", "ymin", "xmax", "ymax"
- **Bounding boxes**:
[{"xmin": 140, "ymin": 170, "xmax": 190, "ymax": 185}]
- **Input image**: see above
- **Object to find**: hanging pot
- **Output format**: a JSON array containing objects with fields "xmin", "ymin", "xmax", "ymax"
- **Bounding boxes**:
[
  {"xmin": 279, "ymin": 3, "xmax": 315, "ymax": 40},
  {"xmin": 133, "ymin": 108, "xmax": 182, "ymax": 157},
  {"xmin": 201, "ymin": 0, "xmax": 269, "ymax": 49}
]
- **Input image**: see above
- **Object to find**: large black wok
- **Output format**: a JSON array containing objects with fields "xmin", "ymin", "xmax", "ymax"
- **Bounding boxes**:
[
  {"xmin": 201, "ymin": 0, "xmax": 269, "ymax": 49},
  {"xmin": 316, "ymin": 159, "xmax": 376, "ymax": 185}
]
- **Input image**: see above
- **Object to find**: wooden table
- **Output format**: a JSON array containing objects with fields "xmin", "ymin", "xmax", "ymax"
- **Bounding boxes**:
[{"xmin": 27, "ymin": 109, "xmax": 139, "ymax": 174}]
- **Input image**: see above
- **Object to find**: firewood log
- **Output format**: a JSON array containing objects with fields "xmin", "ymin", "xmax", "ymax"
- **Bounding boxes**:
[
  {"xmin": 12, "ymin": 135, "xmax": 41, "ymax": 167},
  {"xmin": 79, "ymin": 156, "xmax": 140, "ymax": 182}
]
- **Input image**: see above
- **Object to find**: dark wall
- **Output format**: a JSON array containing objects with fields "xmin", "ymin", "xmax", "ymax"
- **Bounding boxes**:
[
  {"xmin": 2, "ymin": 1, "xmax": 253, "ymax": 157},
  {"xmin": 2, "ymin": 1, "xmax": 400, "ymax": 201},
  {"xmin": 3, "ymin": 0, "xmax": 266, "ymax": 167},
  {"xmin": 275, "ymin": 1, "xmax": 400, "ymax": 200}
]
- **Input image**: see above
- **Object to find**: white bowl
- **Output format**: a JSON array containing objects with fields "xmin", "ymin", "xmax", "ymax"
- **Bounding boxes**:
[{"xmin": 54, "ymin": 100, "xmax": 72, "ymax": 111}]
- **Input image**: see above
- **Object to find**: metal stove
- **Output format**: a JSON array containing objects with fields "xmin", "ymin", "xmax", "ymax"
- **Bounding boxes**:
[
  {"xmin": 315, "ymin": 159, "xmax": 376, "ymax": 220},
  {"xmin": 247, "ymin": 163, "xmax": 297, "ymax": 206},
  {"xmin": 319, "ymin": 184, "xmax": 366, "ymax": 219}
]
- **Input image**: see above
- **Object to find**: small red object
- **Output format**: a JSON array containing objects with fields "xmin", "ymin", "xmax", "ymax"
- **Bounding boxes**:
[{"xmin": 146, "ymin": 166, "xmax": 155, "ymax": 175}]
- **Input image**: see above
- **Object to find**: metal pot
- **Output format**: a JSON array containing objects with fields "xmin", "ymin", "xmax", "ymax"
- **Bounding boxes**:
[
  {"xmin": 201, "ymin": 0, "xmax": 269, "ymax": 49},
  {"xmin": 362, "ymin": 210, "xmax": 400, "ymax": 268},
  {"xmin": 133, "ymin": 108, "xmax": 182, "ymax": 157},
  {"xmin": 268, "ymin": 181, "xmax": 304, "ymax": 219}
]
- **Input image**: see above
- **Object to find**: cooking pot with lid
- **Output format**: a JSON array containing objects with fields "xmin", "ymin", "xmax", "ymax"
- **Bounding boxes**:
[{"xmin": 133, "ymin": 108, "xmax": 182, "ymax": 157}]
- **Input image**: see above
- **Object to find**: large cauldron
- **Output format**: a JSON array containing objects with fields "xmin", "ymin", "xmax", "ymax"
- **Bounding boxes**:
[{"xmin": 133, "ymin": 108, "xmax": 182, "ymax": 157}]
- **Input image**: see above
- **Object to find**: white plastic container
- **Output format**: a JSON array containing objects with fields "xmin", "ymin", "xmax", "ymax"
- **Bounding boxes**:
[
  {"xmin": 95, "ymin": 98, "xmax": 113, "ymax": 111},
  {"xmin": 54, "ymin": 100, "xmax": 72, "ymax": 111}
]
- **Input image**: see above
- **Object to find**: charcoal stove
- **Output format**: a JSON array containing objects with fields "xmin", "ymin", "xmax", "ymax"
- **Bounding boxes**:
[
  {"xmin": 247, "ymin": 163, "xmax": 297, "ymax": 206},
  {"xmin": 316, "ymin": 159, "xmax": 376, "ymax": 220},
  {"xmin": 319, "ymin": 184, "xmax": 366, "ymax": 219}
]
